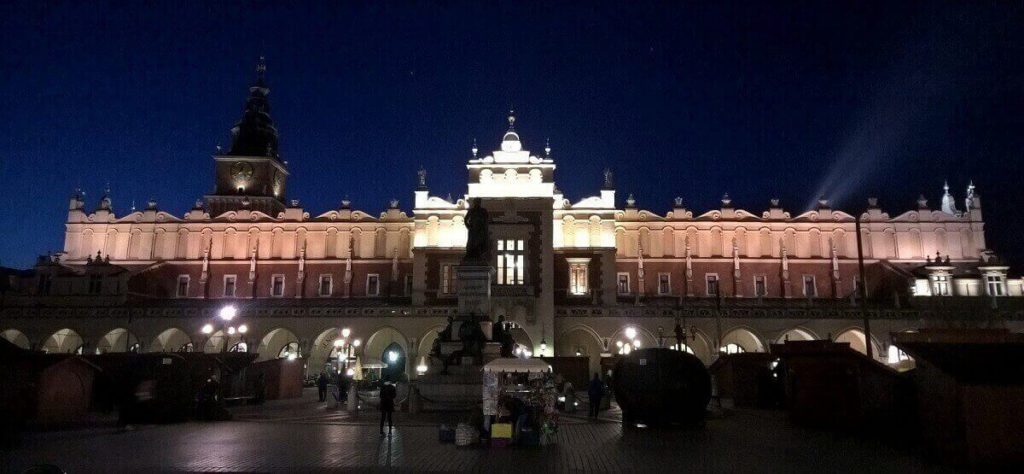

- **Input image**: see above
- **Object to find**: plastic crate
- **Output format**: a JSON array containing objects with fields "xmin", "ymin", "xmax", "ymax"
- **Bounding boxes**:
[
  {"xmin": 490, "ymin": 422, "xmax": 512, "ymax": 439},
  {"xmin": 439, "ymin": 424, "xmax": 456, "ymax": 443}
]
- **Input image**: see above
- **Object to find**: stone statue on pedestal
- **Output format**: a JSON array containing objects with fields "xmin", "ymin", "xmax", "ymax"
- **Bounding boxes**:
[{"xmin": 463, "ymin": 198, "xmax": 490, "ymax": 263}]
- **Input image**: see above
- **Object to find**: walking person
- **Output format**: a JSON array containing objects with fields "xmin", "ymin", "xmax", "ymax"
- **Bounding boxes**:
[
  {"xmin": 317, "ymin": 372, "xmax": 329, "ymax": 402},
  {"xmin": 587, "ymin": 373, "xmax": 604, "ymax": 419},
  {"xmin": 379, "ymin": 380, "xmax": 397, "ymax": 436}
]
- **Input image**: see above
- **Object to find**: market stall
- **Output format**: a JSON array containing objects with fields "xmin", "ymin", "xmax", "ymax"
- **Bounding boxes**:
[{"xmin": 482, "ymin": 358, "xmax": 558, "ymax": 446}]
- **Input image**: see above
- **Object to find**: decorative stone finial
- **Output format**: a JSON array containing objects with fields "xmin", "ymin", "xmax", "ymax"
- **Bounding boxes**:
[
  {"xmin": 545, "ymin": 138, "xmax": 551, "ymax": 157},
  {"xmin": 289, "ymin": 199, "xmax": 301, "ymax": 208},
  {"xmin": 389, "ymin": 198, "xmax": 399, "ymax": 209},
  {"xmin": 193, "ymin": 199, "xmax": 205, "ymax": 210},
  {"xmin": 817, "ymin": 196, "xmax": 830, "ymax": 209},
  {"xmin": 770, "ymin": 198, "xmax": 781, "ymax": 207},
  {"xmin": 417, "ymin": 167, "xmax": 427, "ymax": 189},
  {"xmin": 674, "ymin": 196, "xmax": 684, "ymax": 207},
  {"xmin": 507, "ymin": 109, "xmax": 516, "ymax": 130},
  {"xmin": 721, "ymin": 193, "xmax": 732, "ymax": 207},
  {"xmin": 965, "ymin": 180, "xmax": 976, "ymax": 211},
  {"xmin": 941, "ymin": 180, "xmax": 959, "ymax": 214},
  {"xmin": 917, "ymin": 194, "xmax": 929, "ymax": 209},
  {"xmin": 471, "ymin": 138, "xmax": 478, "ymax": 158},
  {"xmin": 626, "ymin": 193, "xmax": 636, "ymax": 208},
  {"xmin": 146, "ymin": 198, "xmax": 158, "ymax": 210},
  {"xmin": 340, "ymin": 198, "xmax": 351, "ymax": 209},
  {"xmin": 603, "ymin": 168, "xmax": 614, "ymax": 189},
  {"xmin": 867, "ymin": 197, "xmax": 879, "ymax": 208}
]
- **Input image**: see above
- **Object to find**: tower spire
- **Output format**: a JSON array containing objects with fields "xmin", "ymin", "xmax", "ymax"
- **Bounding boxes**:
[
  {"xmin": 256, "ymin": 56, "xmax": 267, "ymax": 84},
  {"xmin": 227, "ymin": 57, "xmax": 279, "ymax": 158}
]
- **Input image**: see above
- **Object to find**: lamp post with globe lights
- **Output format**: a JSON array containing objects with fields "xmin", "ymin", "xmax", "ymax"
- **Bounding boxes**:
[
  {"xmin": 332, "ymin": 327, "xmax": 361, "ymax": 375},
  {"xmin": 201, "ymin": 305, "xmax": 248, "ymax": 353},
  {"xmin": 332, "ymin": 327, "xmax": 362, "ymax": 412},
  {"xmin": 615, "ymin": 326, "xmax": 642, "ymax": 355}
]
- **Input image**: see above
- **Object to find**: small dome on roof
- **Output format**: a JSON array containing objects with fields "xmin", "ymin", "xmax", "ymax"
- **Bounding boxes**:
[{"xmin": 501, "ymin": 131, "xmax": 522, "ymax": 152}]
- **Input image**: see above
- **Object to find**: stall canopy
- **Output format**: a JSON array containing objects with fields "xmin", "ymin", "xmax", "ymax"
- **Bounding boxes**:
[{"xmin": 483, "ymin": 358, "xmax": 552, "ymax": 373}]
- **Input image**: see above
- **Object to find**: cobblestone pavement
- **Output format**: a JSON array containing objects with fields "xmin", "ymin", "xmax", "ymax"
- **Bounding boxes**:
[{"xmin": 3, "ymin": 390, "xmax": 954, "ymax": 473}]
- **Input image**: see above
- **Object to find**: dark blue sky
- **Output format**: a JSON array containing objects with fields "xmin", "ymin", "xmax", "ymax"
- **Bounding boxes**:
[{"xmin": 2, "ymin": 1, "xmax": 1022, "ymax": 269}]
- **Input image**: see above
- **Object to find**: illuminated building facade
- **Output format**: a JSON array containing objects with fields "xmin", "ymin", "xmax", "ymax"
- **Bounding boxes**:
[{"xmin": 3, "ymin": 62, "xmax": 1022, "ymax": 376}]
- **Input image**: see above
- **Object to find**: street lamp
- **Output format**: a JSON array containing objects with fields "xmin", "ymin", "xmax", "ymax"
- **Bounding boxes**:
[
  {"xmin": 203, "ymin": 305, "xmax": 246, "ymax": 353},
  {"xmin": 617, "ymin": 327, "xmax": 642, "ymax": 355},
  {"xmin": 333, "ymin": 328, "xmax": 360, "ymax": 375}
]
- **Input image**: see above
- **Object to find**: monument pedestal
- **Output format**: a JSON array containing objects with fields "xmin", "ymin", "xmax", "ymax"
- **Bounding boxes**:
[
  {"xmin": 414, "ymin": 262, "xmax": 498, "ymax": 411},
  {"xmin": 456, "ymin": 263, "xmax": 492, "ymax": 316}
]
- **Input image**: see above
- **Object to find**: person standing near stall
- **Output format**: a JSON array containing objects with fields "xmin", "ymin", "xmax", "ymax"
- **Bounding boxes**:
[
  {"xmin": 587, "ymin": 373, "xmax": 604, "ymax": 418},
  {"xmin": 379, "ymin": 380, "xmax": 397, "ymax": 436},
  {"xmin": 317, "ymin": 372, "xmax": 329, "ymax": 402}
]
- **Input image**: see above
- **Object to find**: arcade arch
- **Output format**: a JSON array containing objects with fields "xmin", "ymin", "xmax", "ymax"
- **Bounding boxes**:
[
  {"xmin": 97, "ymin": 328, "xmax": 141, "ymax": 353},
  {"xmin": 719, "ymin": 327, "xmax": 766, "ymax": 353},
  {"xmin": 364, "ymin": 327, "xmax": 409, "ymax": 378},
  {"xmin": 834, "ymin": 327, "xmax": 883, "ymax": 359},
  {"xmin": 308, "ymin": 328, "xmax": 345, "ymax": 376},
  {"xmin": 775, "ymin": 327, "xmax": 818, "ymax": 344},
  {"xmin": 557, "ymin": 325, "xmax": 605, "ymax": 375},
  {"xmin": 256, "ymin": 328, "xmax": 300, "ymax": 361},
  {"xmin": 418, "ymin": 325, "xmax": 446, "ymax": 359},
  {"xmin": 150, "ymin": 328, "xmax": 193, "ymax": 353},
  {"xmin": 203, "ymin": 329, "xmax": 244, "ymax": 354},
  {"xmin": 1, "ymin": 328, "xmax": 30, "ymax": 349},
  {"xmin": 41, "ymin": 328, "xmax": 84, "ymax": 354}
]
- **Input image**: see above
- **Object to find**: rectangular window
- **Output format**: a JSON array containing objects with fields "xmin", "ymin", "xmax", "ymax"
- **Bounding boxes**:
[
  {"xmin": 986, "ymin": 275, "xmax": 1005, "ymax": 296},
  {"xmin": 90, "ymin": 274, "xmax": 104, "ymax": 295},
  {"xmin": 803, "ymin": 275, "xmax": 817, "ymax": 297},
  {"xmin": 440, "ymin": 264, "xmax": 455, "ymax": 295},
  {"xmin": 175, "ymin": 275, "xmax": 189, "ymax": 297},
  {"xmin": 706, "ymin": 274, "xmax": 719, "ymax": 297},
  {"xmin": 617, "ymin": 272, "xmax": 631, "ymax": 294},
  {"xmin": 754, "ymin": 275, "xmax": 767, "ymax": 297},
  {"xmin": 366, "ymin": 274, "xmax": 380, "ymax": 296},
  {"xmin": 318, "ymin": 274, "xmax": 333, "ymax": 297},
  {"xmin": 933, "ymin": 275, "xmax": 950, "ymax": 296},
  {"xmin": 658, "ymin": 273, "xmax": 671, "ymax": 295},
  {"xmin": 496, "ymin": 239, "xmax": 525, "ymax": 285},
  {"xmin": 569, "ymin": 260, "xmax": 589, "ymax": 296},
  {"xmin": 223, "ymin": 275, "xmax": 237, "ymax": 297},
  {"xmin": 271, "ymin": 274, "xmax": 285, "ymax": 297}
]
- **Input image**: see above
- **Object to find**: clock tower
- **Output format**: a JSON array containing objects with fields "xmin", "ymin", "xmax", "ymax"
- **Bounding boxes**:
[{"xmin": 204, "ymin": 57, "xmax": 289, "ymax": 217}]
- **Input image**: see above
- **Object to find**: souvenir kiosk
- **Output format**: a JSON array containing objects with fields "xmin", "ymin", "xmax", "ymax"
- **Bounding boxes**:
[{"xmin": 482, "ymin": 358, "xmax": 558, "ymax": 446}]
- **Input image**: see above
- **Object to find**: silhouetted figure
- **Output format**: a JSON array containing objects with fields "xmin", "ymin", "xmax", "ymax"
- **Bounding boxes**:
[
  {"xmin": 493, "ymin": 316, "xmax": 515, "ymax": 357},
  {"xmin": 463, "ymin": 198, "xmax": 490, "ymax": 263},
  {"xmin": 379, "ymin": 381, "xmax": 397, "ymax": 435},
  {"xmin": 588, "ymin": 373, "xmax": 605, "ymax": 418},
  {"xmin": 317, "ymin": 372, "xmax": 329, "ymax": 402}
]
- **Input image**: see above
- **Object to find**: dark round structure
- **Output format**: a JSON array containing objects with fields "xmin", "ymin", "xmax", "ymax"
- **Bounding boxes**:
[{"xmin": 612, "ymin": 348, "xmax": 711, "ymax": 426}]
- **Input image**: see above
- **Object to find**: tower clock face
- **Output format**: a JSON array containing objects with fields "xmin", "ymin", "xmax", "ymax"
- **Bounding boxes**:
[{"xmin": 230, "ymin": 162, "xmax": 254, "ymax": 181}]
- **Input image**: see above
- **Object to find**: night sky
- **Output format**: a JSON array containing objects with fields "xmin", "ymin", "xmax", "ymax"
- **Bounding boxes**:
[{"xmin": 2, "ymin": 1, "xmax": 1022, "ymax": 269}]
